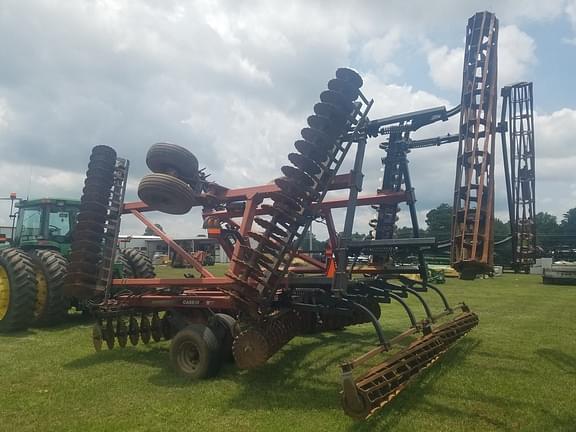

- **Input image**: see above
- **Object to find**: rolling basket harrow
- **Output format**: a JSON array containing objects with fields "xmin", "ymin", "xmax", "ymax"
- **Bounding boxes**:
[{"xmin": 66, "ymin": 67, "xmax": 478, "ymax": 419}]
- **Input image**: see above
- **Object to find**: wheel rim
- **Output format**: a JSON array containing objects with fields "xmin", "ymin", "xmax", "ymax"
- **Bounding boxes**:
[
  {"xmin": 0, "ymin": 266, "xmax": 10, "ymax": 320},
  {"xmin": 34, "ymin": 269, "xmax": 48, "ymax": 318},
  {"xmin": 178, "ymin": 341, "xmax": 200, "ymax": 374}
]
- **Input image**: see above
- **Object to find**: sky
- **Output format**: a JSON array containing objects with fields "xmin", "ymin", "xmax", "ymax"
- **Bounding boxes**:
[{"xmin": 0, "ymin": 0, "xmax": 575, "ymax": 239}]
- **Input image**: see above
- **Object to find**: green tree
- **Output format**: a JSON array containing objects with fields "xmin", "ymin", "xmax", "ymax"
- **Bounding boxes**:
[
  {"xmin": 493, "ymin": 218, "xmax": 510, "ymax": 240},
  {"xmin": 143, "ymin": 223, "xmax": 164, "ymax": 236},
  {"xmin": 395, "ymin": 226, "xmax": 427, "ymax": 238},
  {"xmin": 425, "ymin": 203, "xmax": 452, "ymax": 242},
  {"xmin": 535, "ymin": 212, "xmax": 560, "ymax": 250},
  {"xmin": 350, "ymin": 232, "xmax": 367, "ymax": 241},
  {"xmin": 302, "ymin": 231, "xmax": 328, "ymax": 252},
  {"xmin": 560, "ymin": 208, "xmax": 576, "ymax": 247}
]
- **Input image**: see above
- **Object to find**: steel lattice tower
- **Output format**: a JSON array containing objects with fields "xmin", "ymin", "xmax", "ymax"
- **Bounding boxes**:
[
  {"xmin": 500, "ymin": 82, "xmax": 536, "ymax": 272},
  {"xmin": 451, "ymin": 11, "xmax": 499, "ymax": 279}
]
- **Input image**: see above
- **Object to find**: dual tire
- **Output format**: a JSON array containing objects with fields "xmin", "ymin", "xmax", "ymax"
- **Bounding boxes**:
[
  {"xmin": 0, "ymin": 248, "xmax": 70, "ymax": 332},
  {"xmin": 0, "ymin": 248, "xmax": 37, "ymax": 332},
  {"xmin": 115, "ymin": 248, "xmax": 156, "ymax": 279},
  {"xmin": 169, "ymin": 313, "xmax": 236, "ymax": 380},
  {"xmin": 138, "ymin": 143, "xmax": 201, "ymax": 215}
]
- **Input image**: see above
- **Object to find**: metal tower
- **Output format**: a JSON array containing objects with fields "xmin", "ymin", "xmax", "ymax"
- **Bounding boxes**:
[
  {"xmin": 451, "ymin": 11, "xmax": 499, "ymax": 279},
  {"xmin": 500, "ymin": 82, "xmax": 536, "ymax": 272}
]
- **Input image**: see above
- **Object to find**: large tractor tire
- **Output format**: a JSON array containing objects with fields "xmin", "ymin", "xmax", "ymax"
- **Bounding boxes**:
[
  {"xmin": 114, "ymin": 253, "xmax": 135, "ymax": 278},
  {"xmin": 29, "ymin": 250, "xmax": 70, "ymax": 326},
  {"xmin": 0, "ymin": 248, "xmax": 38, "ymax": 332},
  {"xmin": 121, "ymin": 248, "xmax": 156, "ymax": 278}
]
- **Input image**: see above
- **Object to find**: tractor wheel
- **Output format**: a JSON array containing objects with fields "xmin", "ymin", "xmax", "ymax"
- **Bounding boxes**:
[
  {"xmin": 114, "ymin": 253, "xmax": 135, "ymax": 278},
  {"xmin": 146, "ymin": 143, "xmax": 199, "ymax": 183},
  {"xmin": 121, "ymin": 248, "xmax": 155, "ymax": 278},
  {"xmin": 0, "ymin": 248, "xmax": 38, "ymax": 332},
  {"xmin": 29, "ymin": 250, "xmax": 70, "ymax": 326},
  {"xmin": 170, "ymin": 324, "xmax": 222, "ymax": 380},
  {"xmin": 138, "ymin": 173, "xmax": 197, "ymax": 215}
]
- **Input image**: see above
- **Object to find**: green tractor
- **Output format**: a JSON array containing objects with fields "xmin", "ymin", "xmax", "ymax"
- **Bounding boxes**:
[{"xmin": 0, "ymin": 198, "xmax": 153, "ymax": 332}]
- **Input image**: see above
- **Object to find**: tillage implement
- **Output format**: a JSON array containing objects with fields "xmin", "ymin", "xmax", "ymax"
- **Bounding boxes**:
[{"xmin": 68, "ymin": 68, "xmax": 478, "ymax": 419}]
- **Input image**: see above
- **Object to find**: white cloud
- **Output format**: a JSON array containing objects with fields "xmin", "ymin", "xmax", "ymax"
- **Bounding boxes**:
[
  {"xmin": 0, "ymin": 0, "xmax": 572, "ymax": 238},
  {"xmin": 498, "ymin": 25, "xmax": 537, "ymax": 86},
  {"xmin": 0, "ymin": 99, "xmax": 10, "ymax": 129},
  {"xmin": 426, "ymin": 46, "xmax": 464, "ymax": 91},
  {"xmin": 427, "ymin": 25, "xmax": 536, "ymax": 90}
]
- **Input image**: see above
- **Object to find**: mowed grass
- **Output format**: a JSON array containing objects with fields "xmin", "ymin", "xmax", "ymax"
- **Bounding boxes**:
[{"xmin": 1, "ymin": 270, "xmax": 575, "ymax": 432}]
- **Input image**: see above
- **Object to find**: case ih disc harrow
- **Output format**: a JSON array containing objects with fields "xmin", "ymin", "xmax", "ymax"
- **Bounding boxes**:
[{"xmin": 68, "ymin": 68, "xmax": 478, "ymax": 419}]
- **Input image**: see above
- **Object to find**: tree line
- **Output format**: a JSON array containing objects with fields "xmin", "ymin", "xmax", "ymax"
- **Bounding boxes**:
[{"xmin": 399, "ymin": 203, "xmax": 576, "ymax": 250}]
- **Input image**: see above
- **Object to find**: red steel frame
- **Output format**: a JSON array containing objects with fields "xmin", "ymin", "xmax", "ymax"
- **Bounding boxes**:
[{"xmin": 109, "ymin": 176, "xmax": 409, "ymax": 309}]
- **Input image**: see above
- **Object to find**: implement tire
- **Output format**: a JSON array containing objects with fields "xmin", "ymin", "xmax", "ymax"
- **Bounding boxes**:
[
  {"xmin": 138, "ymin": 173, "xmax": 196, "ymax": 215},
  {"xmin": 0, "ymin": 248, "xmax": 38, "ymax": 332},
  {"xmin": 146, "ymin": 143, "xmax": 199, "ymax": 183},
  {"xmin": 29, "ymin": 250, "xmax": 69, "ymax": 326},
  {"xmin": 121, "ymin": 248, "xmax": 155, "ymax": 278},
  {"xmin": 170, "ymin": 324, "xmax": 222, "ymax": 380}
]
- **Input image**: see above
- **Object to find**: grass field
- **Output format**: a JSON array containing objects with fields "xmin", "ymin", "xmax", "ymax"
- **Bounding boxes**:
[{"xmin": 1, "ymin": 270, "xmax": 575, "ymax": 431}]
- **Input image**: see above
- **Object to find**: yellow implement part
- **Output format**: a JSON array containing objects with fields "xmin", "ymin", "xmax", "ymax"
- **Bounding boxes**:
[
  {"xmin": 34, "ymin": 268, "xmax": 48, "ymax": 318},
  {"xmin": 0, "ymin": 266, "xmax": 9, "ymax": 320}
]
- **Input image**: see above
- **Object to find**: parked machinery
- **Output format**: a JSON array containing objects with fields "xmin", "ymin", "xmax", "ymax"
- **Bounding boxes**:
[
  {"xmin": 500, "ymin": 82, "xmax": 537, "ymax": 272},
  {"xmin": 451, "ymin": 11, "xmax": 499, "ymax": 279},
  {"xmin": 0, "ymin": 188, "xmax": 153, "ymax": 332},
  {"xmin": 68, "ymin": 68, "xmax": 478, "ymax": 419}
]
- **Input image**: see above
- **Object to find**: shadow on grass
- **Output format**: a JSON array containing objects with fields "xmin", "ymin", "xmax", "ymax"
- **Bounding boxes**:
[
  {"xmin": 39, "ymin": 313, "xmax": 93, "ymax": 332},
  {"xmin": 63, "ymin": 329, "xmax": 381, "ymax": 410},
  {"xmin": 61, "ymin": 327, "xmax": 497, "ymax": 419},
  {"xmin": 535, "ymin": 348, "xmax": 576, "ymax": 374},
  {"xmin": 349, "ymin": 338, "xmax": 483, "ymax": 431},
  {"xmin": 1, "ymin": 313, "xmax": 92, "ymax": 339},
  {"xmin": 217, "ymin": 331, "xmax": 382, "ymax": 411},
  {"xmin": 353, "ymin": 339, "xmax": 576, "ymax": 432},
  {"xmin": 64, "ymin": 344, "xmax": 170, "ymax": 370},
  {"xmin": 0, "ymin": 328, "xmax": 36, "ymax": 338}
]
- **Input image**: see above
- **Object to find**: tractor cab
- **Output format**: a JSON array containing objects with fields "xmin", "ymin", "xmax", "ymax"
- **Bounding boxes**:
[{"xmin": 13, "ymin": 198, "xmax": 80, "ymax": 256}]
